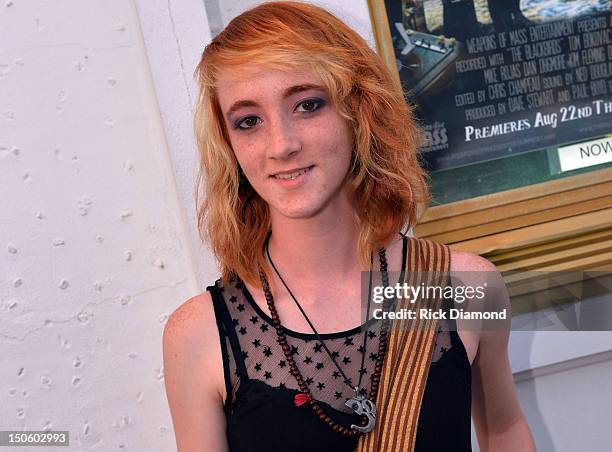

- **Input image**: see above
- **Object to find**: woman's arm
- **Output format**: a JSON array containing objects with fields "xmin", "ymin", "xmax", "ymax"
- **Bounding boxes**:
[
  {"xmin": 472, "ymin": 327, "xmax": 535, "ymax": 452},
  {"xmin": 455, "ymin": 252, "xmax": 536, "ymax": 452},
  {"xmin": 163, "ymin": 292, "xmax": 230, "ymax": 452}
]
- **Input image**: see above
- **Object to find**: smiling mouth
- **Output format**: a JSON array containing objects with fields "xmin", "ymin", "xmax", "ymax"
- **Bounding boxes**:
[{"xmin": 271, "ymin": 166, "xmax": 314, "ymax": 180}]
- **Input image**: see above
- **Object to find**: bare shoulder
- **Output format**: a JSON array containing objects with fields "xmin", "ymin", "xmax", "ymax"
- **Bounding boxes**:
[
  {"xmin": 163, "ymin": 290, "xmax": 224, "ymax": 387},
  {"xmin": 447, "ymin": 248, "xmax": 510, "ymax": 366},
  {"xmin": 163, "ymin": 291, "xmax": 220, "ymax": 367},
  {"xmin": 164, "ymin": 291, "xmax": 215, "ymax": 342},
  {"xmin": 449, "ymin": 249, "xmax": 497, "ymax": 273},
  {"xmin": 448, "ymin": 248, "xmax": 509, "ymax": 313},
  {"xmin": 163, "ymin": 289, "xmax": 229, "ymax": 451}
]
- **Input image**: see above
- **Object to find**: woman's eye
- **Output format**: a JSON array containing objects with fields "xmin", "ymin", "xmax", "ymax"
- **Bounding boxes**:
[
  {"xmin": 233, "ymin": 99, "xmax": 324, "ymax": 130},
  {"xmin": 296, "ymin": 98, "xmax": 325, "ymax": 113},
  {"xmin": 235, "ymin": 116, "xmax": 261, "ymax": 130}
]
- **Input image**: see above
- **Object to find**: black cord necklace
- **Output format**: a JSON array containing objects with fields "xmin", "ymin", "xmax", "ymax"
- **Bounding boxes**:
[
  {"xmin": 265, "ymin": 239, "xmax": 372, "ymax": 394},
  {"xmin": 259, "ymin": 231, "xmax": 391, "ymax": 436}
]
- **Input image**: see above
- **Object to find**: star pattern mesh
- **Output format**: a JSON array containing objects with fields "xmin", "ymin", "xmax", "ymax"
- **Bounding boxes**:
[{"xmin": 211, "ymin": 276, "xmax": 458, "ymax": 415}]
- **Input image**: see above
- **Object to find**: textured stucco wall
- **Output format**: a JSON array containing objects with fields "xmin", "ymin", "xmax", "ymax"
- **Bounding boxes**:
[
  {"xmin": 134, "ymin": 0, "xmax": 217, "ymax": 293},
  {"xmin": 0, "ymin": 1, "xmax": 198, "ymax": 450}
]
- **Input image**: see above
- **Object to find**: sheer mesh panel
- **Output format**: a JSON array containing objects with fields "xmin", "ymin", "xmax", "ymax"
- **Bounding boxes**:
[{"xmin": 212, "ymin": 276, "xmax": 460, "ymax": 415}]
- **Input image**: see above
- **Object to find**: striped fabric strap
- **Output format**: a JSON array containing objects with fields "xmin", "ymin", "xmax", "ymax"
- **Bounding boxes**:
[{"xmin": 356, "ymin": 237, "xmax": 451, "ymax": 452}]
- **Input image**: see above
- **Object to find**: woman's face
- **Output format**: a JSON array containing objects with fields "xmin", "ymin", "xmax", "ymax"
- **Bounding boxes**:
[{"xmin": 215, "ymin": 64, "xmax": 355, "ymax": 220}]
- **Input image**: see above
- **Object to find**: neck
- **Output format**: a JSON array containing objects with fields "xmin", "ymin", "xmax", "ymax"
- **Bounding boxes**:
[{"xmin": 267, "ymin": 202, "xmax": 369, "ymax": 286}]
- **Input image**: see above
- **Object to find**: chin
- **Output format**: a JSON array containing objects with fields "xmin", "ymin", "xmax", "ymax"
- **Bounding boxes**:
[
  {"xmin": 271, "ymin": 200, "xmax": 326, "ymax": 220},
  {"xmin": 275, "ymin": 207, "xmax": 321, "ymax": 220}
]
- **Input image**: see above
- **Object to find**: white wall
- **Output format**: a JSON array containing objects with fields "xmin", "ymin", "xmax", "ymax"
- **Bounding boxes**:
[
  {"xmin": 513, "ymin": 348, "xmax": 612, "ymax": 452},
  {"xmin": 0, "ymin": 1, "xmax": 203, "ymax": 450},
  {"xmin": 135, "ymin": 0, "xmax": 217, "ymax": 292},
  {"xmin": 212, "ymin": 0, "xmax": 376, "ymax": 47}
]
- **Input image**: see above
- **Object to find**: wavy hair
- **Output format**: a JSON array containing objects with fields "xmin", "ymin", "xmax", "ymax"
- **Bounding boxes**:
[{"xmin": 194, "ymin": 1, "xmax": 430, "ymax": 290}]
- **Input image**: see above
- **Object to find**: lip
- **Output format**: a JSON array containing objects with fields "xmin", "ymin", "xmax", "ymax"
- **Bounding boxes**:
[
  {"xmin": 270, "ymin": 165, "xmax": 313, "ymax": 188},
  {"xmin": 270, "ymin": 165, "xmax": 314, "ymax": 177}
]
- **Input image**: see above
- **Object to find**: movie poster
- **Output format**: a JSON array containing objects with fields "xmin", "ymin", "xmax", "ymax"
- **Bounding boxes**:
[{"xmin": 385, "ymin": 0, "xmax": 612, "ymax": 172}]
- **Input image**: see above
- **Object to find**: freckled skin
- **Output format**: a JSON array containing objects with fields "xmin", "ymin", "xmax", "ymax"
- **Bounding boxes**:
[{"xmin": 216, "ymin": 66, "xmax": 355, "ymax": 221}]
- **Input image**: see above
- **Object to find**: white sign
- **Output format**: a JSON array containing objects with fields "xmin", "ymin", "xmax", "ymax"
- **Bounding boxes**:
[{"xmin": 558, "ymin": 136, "xmax": 612, "ymax": 172}]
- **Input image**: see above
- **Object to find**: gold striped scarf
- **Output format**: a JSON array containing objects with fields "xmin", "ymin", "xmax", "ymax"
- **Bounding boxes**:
[{"xmin": 356, "ymin": 237, "xmax": 451, "ymax": 452}]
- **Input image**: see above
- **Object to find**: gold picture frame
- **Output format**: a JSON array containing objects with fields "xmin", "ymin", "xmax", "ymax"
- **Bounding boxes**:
[{"xmin": 367, "ymin": 0, "xmax": 612, "ymax": 275}]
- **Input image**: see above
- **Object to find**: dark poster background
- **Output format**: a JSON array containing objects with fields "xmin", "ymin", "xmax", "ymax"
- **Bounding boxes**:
[{"xmin": 385, "ymin": 0, "xmax": 612, "ymax": 176}]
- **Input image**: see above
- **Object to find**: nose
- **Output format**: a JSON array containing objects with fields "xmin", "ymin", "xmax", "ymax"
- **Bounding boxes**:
[{"xmin": 266, "ymin": 115, "xmax": 301, "ymax": 160}]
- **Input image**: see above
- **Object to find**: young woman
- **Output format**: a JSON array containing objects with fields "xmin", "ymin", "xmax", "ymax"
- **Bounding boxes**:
[{"xmin": 162, "ymin": 2, "xmax": 535, "ymax": 451}]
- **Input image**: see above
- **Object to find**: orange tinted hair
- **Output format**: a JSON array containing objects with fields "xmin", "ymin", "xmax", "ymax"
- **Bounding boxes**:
[{"xmin": 194, "ymin": 1, "xmax": 430, "ymax": 289}]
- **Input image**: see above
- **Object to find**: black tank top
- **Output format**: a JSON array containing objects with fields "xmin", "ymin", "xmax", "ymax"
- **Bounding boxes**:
[{"xmin": 206, "ymin": 237, "xmax": 472, "ymax": 452}]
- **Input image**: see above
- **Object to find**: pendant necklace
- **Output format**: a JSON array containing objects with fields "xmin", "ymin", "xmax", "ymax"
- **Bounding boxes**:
[{"xmin": 257, "ymin": 231, "xmax": 391, "ymax": 437}]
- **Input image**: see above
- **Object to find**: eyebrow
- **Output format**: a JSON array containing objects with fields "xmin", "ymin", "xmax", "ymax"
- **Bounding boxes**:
[{"xmin": 224, "ymin": 83, "xmax": 325, "ymax": 120}]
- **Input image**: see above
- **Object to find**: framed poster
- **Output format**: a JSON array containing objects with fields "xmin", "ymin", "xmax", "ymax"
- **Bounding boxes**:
[{"xmin": 368, "ymin": 0, "xmax": 612, "ymax": 275}]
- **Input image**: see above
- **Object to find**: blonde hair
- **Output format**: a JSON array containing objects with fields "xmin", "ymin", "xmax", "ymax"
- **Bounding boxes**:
[{"xmin": 194, "ymin": 1, "xmax": 430, "ymax": 289}]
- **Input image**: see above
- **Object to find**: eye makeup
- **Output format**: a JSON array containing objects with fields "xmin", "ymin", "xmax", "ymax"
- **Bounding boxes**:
[{"xmin": 232, "ymin": 97, "xmax": 327, "ymax": 131}]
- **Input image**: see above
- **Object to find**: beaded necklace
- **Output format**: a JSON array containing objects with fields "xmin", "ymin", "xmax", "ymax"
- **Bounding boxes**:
[{"xmin": 257, "ymin": 232, "xmax": 391, "ymax": 437}]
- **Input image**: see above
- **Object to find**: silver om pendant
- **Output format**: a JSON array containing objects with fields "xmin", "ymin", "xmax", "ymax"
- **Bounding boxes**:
[{"xmin": 345, "ymin": 387, "xmax": 377, "ymax": 433}]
